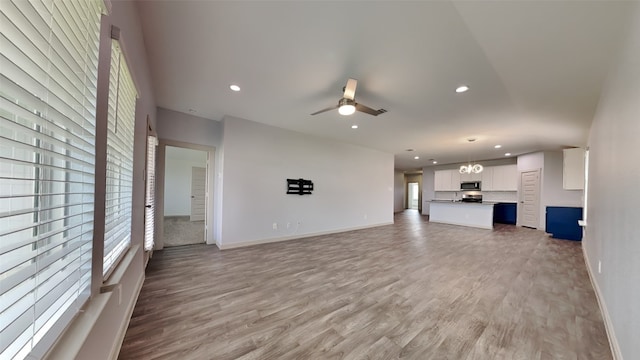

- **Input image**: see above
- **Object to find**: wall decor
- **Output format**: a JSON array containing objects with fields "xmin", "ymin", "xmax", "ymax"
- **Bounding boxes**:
[{"xmin": 287, "ymin": 178, "xmax": 314, "ymax": 195}]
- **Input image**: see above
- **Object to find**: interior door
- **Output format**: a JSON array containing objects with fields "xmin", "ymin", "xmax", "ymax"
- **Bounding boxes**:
[
  {"xmin": 520, "ymin": 169, "xmax": 540, "ymax": 228},
  {"xmin": 190, "ymin": 167, "xmax": 206, "ymax": 221}
]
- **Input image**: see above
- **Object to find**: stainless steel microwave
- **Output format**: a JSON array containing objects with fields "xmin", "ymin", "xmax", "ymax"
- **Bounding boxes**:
[{"xmin": 461, "ymin": 181, "xmax": 481, "ymax": 191}]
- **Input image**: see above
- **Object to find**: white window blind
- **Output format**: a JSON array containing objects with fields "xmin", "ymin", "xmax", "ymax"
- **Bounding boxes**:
[
  {"xmin": 144, "ymin": 135, "xmax": 157, "ymax": 251},
  {"xmin": 0, "ymin": 0, "xmax": 104, "ymax": 359},
  {"xmin": 103, "ymin": 37, "xmax": 137, "ymax": 277}
]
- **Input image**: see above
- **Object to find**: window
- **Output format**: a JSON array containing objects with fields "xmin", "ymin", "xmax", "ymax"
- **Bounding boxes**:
[
  {"xmin": 103, "ymin": 34, "xmax": 137, "ymax": 277},
  {"xmin": 0, "ymin": 0, "xmax": 104, "ymax": 358},
  {"xmin": 144, "ymin": 134, "xmax": 158, "ymax": 251}
]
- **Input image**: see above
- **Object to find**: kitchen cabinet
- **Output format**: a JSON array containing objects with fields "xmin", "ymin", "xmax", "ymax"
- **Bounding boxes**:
[
  {"xmin": 450, "ymin": 171, "xmax": 460, "ymax": 190},
  {"xmin": 546, "ymin": 206, "xmax": 583, "ymax": 240},
  {"xmin": 434, "ymin": 169, "xmax": 461, "ymax": 191},
  {"xmin": 493, "ymin": 203, "xmax": 517, "ymax": 224},
  {"xmin": 435, "ymin": 165, "xmax": 517, "ymax": 192},
  {"xmin": 491, "ymin": 165, "xmax": 517, "ymax": 191},
  {"xmin": 563, "ymin": 148, "xmax": 585, "ymax": 190},
  {"xmin": 481, "ymin": 167, "xmax": 494, "ymax": 191},
  {"xmin": 460, "ymin": 171, "xmax": 481, "ymax": 182},
  {"xmin": 434, "ymin": 170, "xmax": 451, "ymax": 191}
]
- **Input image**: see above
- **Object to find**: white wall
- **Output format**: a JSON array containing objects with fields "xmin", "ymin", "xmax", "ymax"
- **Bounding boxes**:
[
  {"xmin": 394, "ymin": 171, "xmax": 405, "ymax": 212},
  {"xmin": 517, "ymin": 151, "xmax": 584, "ymax": 230},
  {"xmin": 164, "ymin": 147, "xmax": 207, "ymax": 216},
  {"xmin": 584, "ymin": 2, "xmax": 640, "ymax": 358},
  {"xmin": 156, "ymin": 107, "xmax": 223, "ymax": 244},
  {"xmin": 219, "ymin": 116, "xmax": 394, "ymax": 247},
  {"xmin": 421, "ymin": 168, "xmax": 435, "ymax": 215},
  {"xmin": 542, "ymin": 150, "xmax": 583, "ymax": 208}
]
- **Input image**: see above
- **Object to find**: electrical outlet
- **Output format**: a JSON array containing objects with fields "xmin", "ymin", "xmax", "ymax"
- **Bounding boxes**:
[
  {"xmin": 364, "ymin": 214, "xmax": 367, "ymax": 220},
  {"xmin": 286, "ymin": 222, "xmax": 291, "ymax": 229},
  {"xmin": 598, "ymin": 260, "xmax": 602, "ymax": 274},
  {"xmin": 272, "ymin": 222, "xmax": 278, "ymax": 230}
]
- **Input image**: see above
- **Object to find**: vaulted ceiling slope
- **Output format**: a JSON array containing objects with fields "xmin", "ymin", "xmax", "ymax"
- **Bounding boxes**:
[{"xmin": 136, "ymin": 1, "xmax": 634, "ymax": 170}]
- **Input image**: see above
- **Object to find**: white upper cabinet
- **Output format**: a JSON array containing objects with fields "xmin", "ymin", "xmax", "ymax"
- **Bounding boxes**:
[
  {"xmin": 434, "ymin": 164, "xmax": 517, "ymax": 192},
  {"xmin": 492, "ymin": 164, "xmax": 518, "ymax": 191},
  {"xmin": 434, "ymin": 170, "xmax": 452, "ymax": 191},
  {"xmin": 434, "ymin": 169, "xmax": 461, "ymax": 191},
  {"xmin": 450, "ymin": 171, "xmax": 461, "ymax": 189},
  {"xmin": 481, "ymin": 167, "xmax": 494, "ymax": 191},
  {"xmin": 563, "ymin": 148, "xmax": 585, "ymax": 190},
  {"xmin": 460, "ymin": 171, "xmax": 482, "ymax": 182}
]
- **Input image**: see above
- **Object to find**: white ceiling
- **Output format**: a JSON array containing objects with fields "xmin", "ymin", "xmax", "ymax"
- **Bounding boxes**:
[{"xmin": 136, "ymin": 1, "xmax": 633, "ymax": 170}]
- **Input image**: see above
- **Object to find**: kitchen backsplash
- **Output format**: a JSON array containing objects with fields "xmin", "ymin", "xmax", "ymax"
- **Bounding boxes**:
[{"xmin": 430, "ymin": 191, "xmax": 517, "ymax": 203}]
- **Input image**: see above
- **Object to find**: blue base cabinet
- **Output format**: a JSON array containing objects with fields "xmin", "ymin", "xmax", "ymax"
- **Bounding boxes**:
[
  {"xmin": 545, "ymin": 206, "xmax": 583, "ymax": 241},
  {"xmin": 493, "ymin": 203, "xmax": 517, "ymax": 225}
]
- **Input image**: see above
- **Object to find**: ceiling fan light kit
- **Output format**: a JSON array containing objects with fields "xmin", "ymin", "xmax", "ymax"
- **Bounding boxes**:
[
  {"xmin": 311, "ymin": 78, "xmax": 387, "ymax": 117},
  {"xmin": 338, "ymin": 98, "xmax": 356, "ymax": 115}
]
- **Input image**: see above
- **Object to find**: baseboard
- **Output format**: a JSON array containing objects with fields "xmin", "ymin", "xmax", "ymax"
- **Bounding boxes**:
[
  {"xmin": 218, "ymin": 222, "xmax": 394, "ymax": 250},
  {"xmin": 582, "ymin": 246, "xmax": 622, "ymax": 360},
  {"xmin": 109, "ymin": 269, "xmax": 145, "ymax": 360}
]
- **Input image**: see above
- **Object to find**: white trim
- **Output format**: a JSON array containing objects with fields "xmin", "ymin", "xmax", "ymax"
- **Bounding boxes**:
[
  {"xmin": 582, "ymin": 246, "xmax": 622, "ymax": 360},
  {"xmin": 156, "ymin": 139, "xmax": 216, "ymax": 249},
  {"xmin": 218, "ymin": 222, "xmax": 394, "ymax": 250},
  {"xmin": 107, "ymin": 267, "xmax": 145, "ymax": 360},
  {"xmin": 45, "ymin": 245, "xmax": 144, "ymax": 360}
]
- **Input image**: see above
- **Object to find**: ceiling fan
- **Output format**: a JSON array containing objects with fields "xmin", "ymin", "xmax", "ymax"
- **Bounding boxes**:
[{"xmin": 311, "ymin": 78, "xmax": 387, "ymax": 116}]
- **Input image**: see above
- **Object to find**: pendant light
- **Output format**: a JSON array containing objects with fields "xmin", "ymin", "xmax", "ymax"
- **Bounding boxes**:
[{"xmin": 459, "ymin": 138, "xmax": 483, "ymax": 174}]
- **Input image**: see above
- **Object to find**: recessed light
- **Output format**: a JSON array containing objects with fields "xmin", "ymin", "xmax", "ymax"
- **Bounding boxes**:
[
  {"xmin": 433, "ymin": 160, "xmax": 438, "ymax": 164},
  {"xmin": 351, "ymin": 125, "xmax": 358, "ymax": 129},
  {"xmin": 406, "ymin": 149, "xmax": 414, "ymax": 152},
  {"xmin": 229, "ymin": 84, "xmax": 241, "ymax": 92},
  {"xmin": 494, "ymin": 145, "xmax": 502, "ymax": 149},
  {"xmin": 505, "ymin": 153, "xmax": 511, "ymax": 156},
  {"xmin": 414, "ymin": 156, "xmax": 420, "ymax": 160},
  {"xmin": 455, "ymin": 85, "xmax": 469, "ymax": 93}
]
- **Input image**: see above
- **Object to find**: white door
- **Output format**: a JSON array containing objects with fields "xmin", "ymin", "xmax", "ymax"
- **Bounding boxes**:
[
  {"xmin": 190, "ymin": 167, "xmax": 206, "ymax": 221},
  {"xmin": 520, "ymin": 170, "xmax": 540, "ymax": 228}
]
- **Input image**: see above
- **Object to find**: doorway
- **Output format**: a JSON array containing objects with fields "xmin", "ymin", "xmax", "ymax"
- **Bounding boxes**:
[
  {"xmin": 408, "ymin": 182, "xmax": 419, "ymax": 210},
  {"xmin": 520, "ymin": 169, "xmax": 540, "ymax": 228},
  {"xmin": 157, "ymin": 142, "xmax": 214, "ymax": 248}
]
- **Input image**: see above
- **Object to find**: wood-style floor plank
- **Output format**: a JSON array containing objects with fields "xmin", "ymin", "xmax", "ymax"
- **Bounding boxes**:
[{"xmin": 119, "ymin": 211, "xmax": 610, "ymax": 360}]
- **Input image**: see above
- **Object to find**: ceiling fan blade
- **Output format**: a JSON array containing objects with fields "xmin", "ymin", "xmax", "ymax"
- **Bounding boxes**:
[
  {"xmin": 355, "ymin": 103, "xmax": 385, "ymax": 116},
  {"xmin": 310, "ymin": 104, "xmax": 339, "ymax": 116},
  {"xmin": 343, "ymin": 78, "xmax": 357, "ymax": 100}
]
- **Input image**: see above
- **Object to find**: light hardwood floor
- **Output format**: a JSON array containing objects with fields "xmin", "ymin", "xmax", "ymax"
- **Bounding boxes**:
[{"xmin": 119, "ymin": 211, "xmax": 610, "ymax": 360}]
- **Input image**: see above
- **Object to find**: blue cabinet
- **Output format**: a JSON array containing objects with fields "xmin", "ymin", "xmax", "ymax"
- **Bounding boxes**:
[
  {"xmin": 493, "ymin": 203, "xmax": 517, "ymax": 225},
  {"xmin": 546, "ymin": 206, "xmax": 583, "ymax": 241}
]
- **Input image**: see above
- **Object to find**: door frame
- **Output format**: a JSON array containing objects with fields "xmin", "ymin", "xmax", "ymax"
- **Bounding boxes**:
[
  {"xmin": 407, "ymin": 182, "xmax": 419, "ymax": 210},
  {"xmin": 156, "ymin": 139, "xmax": 215, "ymax": 249}
]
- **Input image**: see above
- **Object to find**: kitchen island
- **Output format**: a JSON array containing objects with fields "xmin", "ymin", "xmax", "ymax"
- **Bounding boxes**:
[{"xmin": 429, "ymin": 201, "xmax": 495, "ymax": 229}]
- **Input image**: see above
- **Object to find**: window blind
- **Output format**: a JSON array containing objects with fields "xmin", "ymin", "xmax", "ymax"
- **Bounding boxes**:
[
  {"xmin": 103, "ymin": 38, "xmax": 137, "ymax": 277},
  {"xmin": 144, "ymin": 135, "xmax": 157, "ymax": 252},
  {"xmin": 0, "ymin": 0, "xmax": 104, "ymax": 359}
]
